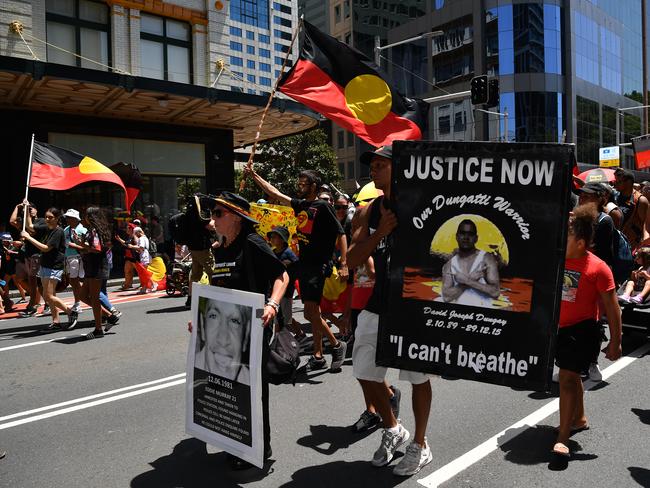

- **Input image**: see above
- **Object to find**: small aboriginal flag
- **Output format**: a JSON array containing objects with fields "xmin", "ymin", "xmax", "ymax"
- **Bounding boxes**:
[
  {"xmin": 279, "ymin": 21, "xmax": 428, "ymax": 147},
  {"xmin": 110, "ymin": 162, "xmax": 143, "ymax": 211},
  {"xmin": 632, "ymin": 134, "xmax": 650, "ymax": 170},
  {"xmin": 29, "ymin": 141, "xmax": 128, "ymax": 207}
]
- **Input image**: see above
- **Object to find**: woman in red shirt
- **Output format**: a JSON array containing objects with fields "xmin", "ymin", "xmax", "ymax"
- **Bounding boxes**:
[{"xmin": 554, "ymin": 204, "xmax": 622, "ymax": 457}]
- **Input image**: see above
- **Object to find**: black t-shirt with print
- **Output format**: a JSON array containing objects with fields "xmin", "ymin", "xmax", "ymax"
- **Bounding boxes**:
[
  {"xmin": 290, "ymin": 198, "xmax": 344, "ymax": 265},
  {"xmin": 39, "ymin": 226, "xmax": 66, "ymax": 270},
  {"xmin": 211, "ymin": 230, "xmax": 285, "ymax": 297}
]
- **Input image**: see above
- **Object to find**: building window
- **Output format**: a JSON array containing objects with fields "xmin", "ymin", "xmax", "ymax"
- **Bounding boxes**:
[
  {"xmin": 259, "ymin": 34, "xmax": 270, "ymax": 44},
  {"xmin": 45, "ymin": 0, "xmax": 111, "ymax": 70},
  {"xmin": 231, "ymin": 85, "xmax": 243, "ymax": 92},
  {"xmin": 273, "ymin": 2, "xmax": 292, "ymax": 14},
  {"xmin": 230, "ymin": 0, "xmax": 270, "ymax": 29},
  {"xmin": 260, "ymin": 48, "xmax": 271, "ymax": 58},
  {"xmin": 275, "ymin": 43, "xmax": 289, "ymax": 53},
  {"xmin": 274, "ymin": 16, "xmax": 292, "ymax": 28},
  {"xmin": 260, "ymin": 77, "xmax": 272, "ymax": 86},
  {"xmin": 247, "ymin": 59, "xmax": 256, "ymax": 69},
  {"xmin": 247, "ymin": 45, "xmax": 255, "ymax": 54},
  {"xmin": 347, "ymin": 131, "xmax": 354, "ymax": 147},
  {"xmin": 140, "ymin": 13, "xmax": 192, "ymax": 83},
  {"xmin": 230, "ymin": 26, "xmax": 242, "ymax": 36},
  {"xmin": 230, "ymin": 41, "xmax": 243, "ymax": 51},
  {"xmin": 260, "ymin": 62, "xmax": 271, "ymax": 72},
  {"xmin": 230, "ymin": 56, "xmax": 243, "ymax": 67},
  {"xmin": 438, "ymin": 115, "xmax": 451, "ymax": 134},
  {"xmin": 335, "ymin": 5, "xmax": 341, "ymax": 23},
  {"xmin": 246, "ymin": 30, "xmax": 255, "ymax": 40},
  {"xmin": 337, "ymin": 131, "xmax": 345, "ymax": 148},
  {"xmin": 344, "ymin": 0, "xmax": 350, "ymax": 18},
  {"xmin": 274, "ymin": 29, "xmax": 292, "ymax": 41},
  {"xmin": 453, "ymin": 111, "xmax": 465, "ymax": 132},
  {"xmin": 576, "ymin": 96, "xmax": 599, "ymax": 163},
  {"xmin": 247, "ymin": 74, "xmax": 255, "ymax": 83}
]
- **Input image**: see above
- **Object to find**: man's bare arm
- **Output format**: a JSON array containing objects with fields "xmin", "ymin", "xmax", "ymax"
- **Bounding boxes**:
[
  {"xmin": 245, "ymin": 167, "xmax": 292, "ymax": 206},
  {"xmin": 347, "ymin": 203, "xmax": 395, "ymax": 269},
  {"xmin": 441, "ymin": 260, "xmax": 466, "ymax": 302}
]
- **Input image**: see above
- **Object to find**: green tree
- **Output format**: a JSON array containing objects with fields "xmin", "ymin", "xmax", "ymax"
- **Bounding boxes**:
[
  {"xmin": 238, "ymin": 129, "xmax": 341, "ymax": 201},
  {"xmin": 177, "ymin": 177, "xmax": 202, "ymax": 209}
]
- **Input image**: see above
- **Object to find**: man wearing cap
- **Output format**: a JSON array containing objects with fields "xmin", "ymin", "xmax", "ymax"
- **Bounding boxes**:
[
  {"xmin": 614, "ymin": 168, "xmax": 648, "ymax": 249},
  {"xmin": 246, "ymin": 168, "xmax": 348, "ymax": 372},
  {"xmin": 63, "ymin": 209, "xmax": 87, "ymax": 313},
  {"xmin": 348, "ymin": 145, "xmax": 433, "ymax": 476}
]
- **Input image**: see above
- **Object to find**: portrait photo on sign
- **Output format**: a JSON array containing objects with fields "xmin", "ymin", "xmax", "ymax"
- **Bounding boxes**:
[
  {"xmin": 402, "ymin": 213, "xmax": 534, "ymax": 312},
  {"xmin": 195, "ymin": 297, "xmax": 252, "ymax": 385}
]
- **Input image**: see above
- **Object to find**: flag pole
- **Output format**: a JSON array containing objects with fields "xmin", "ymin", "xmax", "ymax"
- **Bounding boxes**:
[
  {"xmin": 239, "ymin": 16, "xmax": 303, "ymax": 192},
  {"xmin": 22, "ymin": 133, "xmax": 35, "ymax": 232}
]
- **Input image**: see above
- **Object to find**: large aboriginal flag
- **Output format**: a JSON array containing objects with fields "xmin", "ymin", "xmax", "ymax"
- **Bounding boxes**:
[
  {"xmin": 632, "ymin": 134, "xmax": 650, "ymax": 170},
  {"xmin": 29, "ymin": 141, "xmax": 128, "ymax": 207},
  {"xmin": 279, "ymin": 21, "xmax": 427, "ymax": 147},
  {"xmin": 110, "ymin": 162, "xmax": 143, "ymax": 211}
]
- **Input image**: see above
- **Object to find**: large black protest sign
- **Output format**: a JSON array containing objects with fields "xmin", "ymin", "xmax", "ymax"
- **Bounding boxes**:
[{"xmin": 376, "ymin": 141, "xmax": 574, "ymax": 390}]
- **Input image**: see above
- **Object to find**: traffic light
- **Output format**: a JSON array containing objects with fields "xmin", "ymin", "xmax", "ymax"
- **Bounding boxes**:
[
  {"xmin": 487, "ymin": 78, "xmax": 500, "ymax": 107},
  {"xmin": 470, "ymin": 75, "xmax": 488, "ymax": 105}
]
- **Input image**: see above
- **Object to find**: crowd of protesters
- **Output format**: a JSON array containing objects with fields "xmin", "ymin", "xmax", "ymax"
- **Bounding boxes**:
[{"xmin": 2, "ymin": 158, "xmax": 650, "ymax": 475}]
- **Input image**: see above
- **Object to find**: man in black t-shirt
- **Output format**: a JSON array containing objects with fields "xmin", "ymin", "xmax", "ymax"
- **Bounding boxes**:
[
  {"xmin": 10, "ymin": 202, "xmax": 45, "ymax": 316},
  {"xmin": 246, "ymin": 167, "xmax": 348, "ymax": 372}
]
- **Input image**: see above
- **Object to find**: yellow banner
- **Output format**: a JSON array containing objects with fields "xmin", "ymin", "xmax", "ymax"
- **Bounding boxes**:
[{"xmin": 249, "ymin": 203, "xmax": 299, "ymax": 254}]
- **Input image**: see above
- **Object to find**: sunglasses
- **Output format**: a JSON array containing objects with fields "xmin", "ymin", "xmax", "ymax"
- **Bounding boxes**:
[
  {"xmin": 334, "ymin": 204, "xmax": 347, "ymax": 210},
  {"xmin": 211, "ymin": 208, "xmax": 224, "ymax": 218}
]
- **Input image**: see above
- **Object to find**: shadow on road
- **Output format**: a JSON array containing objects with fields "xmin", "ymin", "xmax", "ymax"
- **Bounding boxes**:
[
  {"xmin": 497, "ymin": 425, "xmax": 598, "ymax": 470},
  {"xmin": 631, "ymin": 408, "xmax": 650, "ymax": 425},
  {"xmin": 628, "ymin": 467, "xmax": 650, "ymax": 486},
  {"xmin": 277, "ymin": 460, "xmax": 408, "ymax": 488},
  {"xmin": 130, "ymin": 438, "xmax": 275, "ymax": 488},
  {"xmin": 296, "ymin": 423, "xmax": 376, "ymax": 455},
  {"xmin": 146, "ymin": 305, "xmax": 190, "ymax": 314}
]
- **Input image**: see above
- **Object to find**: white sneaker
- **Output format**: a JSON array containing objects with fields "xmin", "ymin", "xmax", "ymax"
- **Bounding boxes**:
[
  {"xmin": 393, "ymin": 439, "xmax": 433, "ymax": 476},
  {"xmin": 588, "ymin": 363, "xmax": 603, "ymax": 382},
  {"xmin": 371, "ymin": 423, "xmax": 410, "ymax": 467}
]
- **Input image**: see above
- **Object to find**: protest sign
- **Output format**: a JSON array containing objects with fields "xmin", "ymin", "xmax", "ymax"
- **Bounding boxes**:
[
  {"xmin": 376, "ymin": 141, "xmax": 574, "ymax": 390},
  {"xmin": 186, "ymin": 284, "xmax": 265, "ymax": 468}
]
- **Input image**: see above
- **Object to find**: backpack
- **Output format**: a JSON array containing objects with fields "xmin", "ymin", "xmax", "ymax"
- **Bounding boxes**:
[
  {"xmin": 600, "ymin": 213, "xmax": 635, "ymax": 283},
  {"xmin": 266, "ymin": 328, "xmax": 300, "ymax": 385}
]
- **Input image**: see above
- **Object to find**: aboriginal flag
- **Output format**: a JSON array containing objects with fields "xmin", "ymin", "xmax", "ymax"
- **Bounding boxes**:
[
  {"xmin": 110, "ymin": 162, "xmax": 143, "ymax": 211},
  {"xmin": 632, "ymin": 134, "xmax": 650, "ymax": 170},
  {"xmin": 29, "ymin": 141, "xmax": 128, "ymax": 206},
  {"xmin": 279, "ymin": 21, "xmax": 427, "ymax": 147}
]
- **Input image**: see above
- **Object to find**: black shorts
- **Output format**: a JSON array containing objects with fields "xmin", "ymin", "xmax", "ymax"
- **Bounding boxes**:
[
  {"xmin": 296, "ymin": 262, "xmax": 330, "ymax": 303},
  {"xmin": 556, "ymin": 319, "xmax": 600, "ymax": 374}
]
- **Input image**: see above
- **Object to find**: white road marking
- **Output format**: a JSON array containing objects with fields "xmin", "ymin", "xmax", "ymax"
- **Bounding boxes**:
[
  {"xmin": 417, "ymin": 342, "xmax": 650, "ymax": 488},
  {"xmin": 0, "ymin": 335, "xmax": 85, "ymax": 352},
  {"xmin": 0, "ymin": 373, "xmax": 186, "ymax": 422},
  {"xmin": 0, "ymin": 375, "xmax": 187, "ymax": 430}
]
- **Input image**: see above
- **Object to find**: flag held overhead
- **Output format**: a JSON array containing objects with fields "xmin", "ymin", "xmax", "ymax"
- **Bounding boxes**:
[
  {"xmin": 632, "ymin": 134, "xmax": 650, "ymax": 170},
  {"xmin": 279, "ymin": 21, "xmax": 428, "ymax": 147}
]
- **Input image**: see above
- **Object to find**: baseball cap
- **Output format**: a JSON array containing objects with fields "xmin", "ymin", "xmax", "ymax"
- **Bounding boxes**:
[
  {"xmin": 577, "ymin": 182, "xmax": 608, "ymax": 195},
  {"xmin": 267, "ymin": 226, "xmax": 290, "ymax": 244},
  {"xmin": 360, "ymin": 145, "xmax": 392, "ymax": 165}
]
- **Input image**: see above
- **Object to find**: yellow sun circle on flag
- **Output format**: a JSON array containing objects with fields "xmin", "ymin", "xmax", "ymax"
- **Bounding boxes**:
[
  {"xmin": 344, "ymin": 74, "xmax": 392, "ymax": 125},
  {"xmin": 79, "ymin": 156, "xmax": 110, "ymax": 174},
  {"xmin": 429, "ymin": 214, "xmax": 509, "ymax": 265}
]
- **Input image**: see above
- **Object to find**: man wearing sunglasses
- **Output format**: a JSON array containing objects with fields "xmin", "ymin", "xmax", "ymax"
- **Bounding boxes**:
[{"xmin": 245, "ymin": 167, "xmax": 348, "ymax": 372}]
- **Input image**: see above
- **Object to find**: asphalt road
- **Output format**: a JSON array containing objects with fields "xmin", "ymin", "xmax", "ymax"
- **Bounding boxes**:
[{"xmin": 1, "ymin": 288, "xmax": 649, "ymax": 488}]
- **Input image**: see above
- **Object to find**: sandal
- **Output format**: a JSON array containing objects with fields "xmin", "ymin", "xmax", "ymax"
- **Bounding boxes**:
[
  {"xmin": 552, "ymin": 442, "xmax": 570, "ymax": 458},
  {"xmin": 554, "ymin": 423, "xmax": 590, "ymax": 436},
  {"xmin": 44, "ymin": 323, "xmax": 61, "ymax": 331}
]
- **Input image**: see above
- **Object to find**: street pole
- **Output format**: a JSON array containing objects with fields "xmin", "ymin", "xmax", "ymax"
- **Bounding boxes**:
[
  {"xmin": 504, "ymin": 109, "xmax": 508, "ymax": 142},
  {"xmin": 374, "ymin": 35, "xmax": 381, "ymax": 67}
]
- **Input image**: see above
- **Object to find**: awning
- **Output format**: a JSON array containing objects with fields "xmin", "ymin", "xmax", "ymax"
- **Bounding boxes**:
[{"xmin": 0, "ymin": 55, "xmax": 318, "ymax": 148}]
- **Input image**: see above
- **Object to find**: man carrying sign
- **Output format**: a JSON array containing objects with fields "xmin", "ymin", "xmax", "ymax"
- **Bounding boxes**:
[{"xmin": 347, "ymin": 146, "xmax": 433, "ymax": 477}]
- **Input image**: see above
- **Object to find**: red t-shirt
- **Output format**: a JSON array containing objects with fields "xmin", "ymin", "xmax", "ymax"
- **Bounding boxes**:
[{"xmin": 559, "ymin": 251, "xmax": 615, "ymax": 327}]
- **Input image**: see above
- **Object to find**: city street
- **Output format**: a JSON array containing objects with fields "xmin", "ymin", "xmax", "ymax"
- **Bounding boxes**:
[{"xmin": 1, "ymin": 288, "xmax": 649, "ymax": 488}]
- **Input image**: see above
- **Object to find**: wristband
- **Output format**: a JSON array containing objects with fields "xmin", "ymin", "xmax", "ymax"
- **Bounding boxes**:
[{"xmin": 266, "ymin": 299, "xmax": 280, "ymax": 313}]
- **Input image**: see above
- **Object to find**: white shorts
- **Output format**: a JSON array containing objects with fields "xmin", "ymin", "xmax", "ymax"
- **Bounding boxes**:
[
  {"xmin": 352, "ymin": 310, "xmax": 429, "ymax": 385},
  {"xmin": 65, "ymin": 255, "xmax": 85, "ymax": 279}
]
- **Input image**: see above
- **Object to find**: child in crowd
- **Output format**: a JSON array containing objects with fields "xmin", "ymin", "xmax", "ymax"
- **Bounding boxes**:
[
  {"xmin": 618, "ymin": 247, "xmax": 650, "ymax": 305},
  {"xmin": 267, "ymin": 226, "xmax": 298, "ymax": 333}
]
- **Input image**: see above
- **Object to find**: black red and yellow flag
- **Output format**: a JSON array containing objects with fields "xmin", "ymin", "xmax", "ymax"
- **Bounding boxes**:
[
  {"xmin": 29, "ymin": 141, "xmax": 129, "ymax": 207},
  {"xmin": 278, "ymin": 21, "xmax": 428, "ymax": 147},
  {"xmin": 110, "ymin": 162, "xmax": 143, "ymax": 211},
  {"xmin": 632, "ymin": 134, "xmax": 650, "ymax": 170}
]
